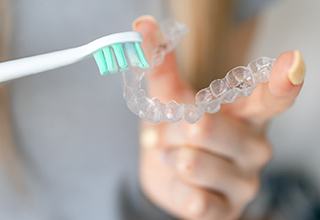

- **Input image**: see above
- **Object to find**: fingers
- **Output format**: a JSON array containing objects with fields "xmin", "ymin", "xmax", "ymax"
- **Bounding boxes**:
[
  {"xmin": 132, "ymin": 16, "xmax": 160, "ymax": 61},
  {"xmin": 168, "ymin": 147, "xmax": 260, "ymax": 207},
  {"xmin": 140, "ymin": 143, "xmax": 234, "ymax": 220},
  {"xmin": 140, "ymin": 119, "xmax": 266, "ymax": 219},
  {"xmin": 227, "ymin": 50, "xmax": 305, "ymax": 125},
  {"xmin": 261, "ymin": 50, "xmax": 305, "ymax": 118},
  {"xmin": 170, "ymin": 177, "xmax": 234, "ymax": 220},
  {"xmin": 270, "ymin": 50, "xmax": 305, "ymax": 93},
  {"xmin": 162, "ymin": 114, "xmax": 272, "ymax": 171},
  {"xmin": 132, "ymin": 16, "xmax": 191, "ymax": 102}
]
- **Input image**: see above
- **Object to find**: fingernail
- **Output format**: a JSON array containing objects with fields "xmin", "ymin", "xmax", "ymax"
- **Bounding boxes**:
[
  {"xmin": 140, "ymin": 128, "xmax": 159, "ymax": 149},
  {"xmin": 132, "ymin": 15, "xmax": 163, "ymax": 55},
  {"xmin": 288, "ymin": 50, "xmax": 306, "ymax": 85},
  {"xmin": 172, "ymin": 181, "xmax": 206, "ymax": 218},
  {"xmin": 172, "ymin": 181, "xmax": 190, "ymax": 207},
  {"xmin": 132, "ymin": 15, "xmax": 157, "ymax": 30},
  {"xmin": 188, "ymin": 195, "xmax": 206, "ymax": 217}
]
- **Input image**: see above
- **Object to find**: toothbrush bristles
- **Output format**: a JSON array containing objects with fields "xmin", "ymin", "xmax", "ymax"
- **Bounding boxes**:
[{"xmin": 93, "ymin": 42, "xmax": 149, "ymax": 76}]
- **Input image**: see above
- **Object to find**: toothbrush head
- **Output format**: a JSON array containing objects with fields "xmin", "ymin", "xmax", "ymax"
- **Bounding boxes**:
[{"xmin": 91, "ymin": 32, "xmax": 149, "ymax": 75}]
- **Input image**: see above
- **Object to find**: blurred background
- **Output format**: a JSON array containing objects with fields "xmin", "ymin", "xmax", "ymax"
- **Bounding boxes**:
[
  {"xmin": 1, "ymin": 0, "xmax": 319, "ymax": 219},
  {"xmin": 248, "ymin": 1, "xmax": 320, "ymax": 217},
  {"xmin": 251, "ymin": 0, "xmax": 320, "ymax": 183}
]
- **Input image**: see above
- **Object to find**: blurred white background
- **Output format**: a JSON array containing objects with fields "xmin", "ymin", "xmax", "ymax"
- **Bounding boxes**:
[{"xmin": 251, "ymin": 0, "xmax": 320, "ymax": 184}]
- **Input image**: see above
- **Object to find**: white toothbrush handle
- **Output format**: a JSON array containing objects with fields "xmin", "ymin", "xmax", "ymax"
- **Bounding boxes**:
[{"xmin": 0, "ymin": 46, "xmax": 88, "ymax": 83}]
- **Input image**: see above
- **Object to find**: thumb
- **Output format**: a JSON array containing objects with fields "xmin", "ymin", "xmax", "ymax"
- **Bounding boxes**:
[
  {"xmin": 224, "ymin": 50, "xmax": 305, "ymax": 126},
  {"xmin": 132, "ymin": 16, "xmax": 191, "ymax": 103}
]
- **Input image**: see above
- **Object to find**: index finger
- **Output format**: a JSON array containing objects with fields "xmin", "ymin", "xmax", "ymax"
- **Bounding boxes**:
[{"xmin": 132, "ymin": 16, "xmax": 191, "ymax": 102}]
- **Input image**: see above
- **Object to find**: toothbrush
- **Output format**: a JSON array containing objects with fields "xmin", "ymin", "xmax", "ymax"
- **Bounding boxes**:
[{"xmin": 0, "ymin": 32, "xmax": 149, "ymax": 83}]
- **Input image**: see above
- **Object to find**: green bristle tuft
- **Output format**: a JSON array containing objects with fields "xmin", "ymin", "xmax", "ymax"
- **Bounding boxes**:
[
  {"xmin": 134, "ymin": 42, "xmax": 149, "ymax": 69},
  {"xmin": 93, "ymin": 50, "xmax": 108, "ymax": 75},
  {"xmin": 112, "ymin": 43, "xmax": 128, "ymax": 70},
  {"xmin": 125, "ymin": 43, "xmax": 141, "ymax": 67},
  {"xmin": 93, "ymin": 41, "xmax": 150, "ymax": 76},
  {"xmin": 103, "ymin": 47, "xmax": 118, "ymax": 74}
]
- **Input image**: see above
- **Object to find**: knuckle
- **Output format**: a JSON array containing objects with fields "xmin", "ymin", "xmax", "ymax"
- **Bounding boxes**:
[
  {"xmin": 240, "ymin": 177, "xmax": 261, "ymax": 203},
  {"xmin": 258, "ymin": 140, "xmax": 273, "ymax": 167},
  {"xmin": 251, "ymin": 138, "xmax": 273, "ymax": 168},
  {"xmin": 197, "ymin": 193, "xmax": 230, "ymax": 220},
  {"xmin": 226, "ymin": 208, "xmax": 243, "ymax": 220},
  {"xmin": 178, "ymin": 149, "xmax": 200, "ymax": 177},
  {"xmin": 188, "ymin": 123, "xmax": 211, "ymax": 141},
  {"xmin": 188, "ymin": 192, "xmax": 208, "ymax": 219}
]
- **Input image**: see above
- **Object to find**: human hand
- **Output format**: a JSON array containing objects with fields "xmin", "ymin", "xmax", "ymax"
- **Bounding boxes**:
[{"xmin": 134, "ymin": 16, "xmax": 305, "ymax": 220}]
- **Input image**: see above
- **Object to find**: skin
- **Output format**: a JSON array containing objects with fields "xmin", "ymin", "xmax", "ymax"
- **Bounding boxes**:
[{"xmin": 133, "ymin": 16, "xmax": 305, "ymax": 220}]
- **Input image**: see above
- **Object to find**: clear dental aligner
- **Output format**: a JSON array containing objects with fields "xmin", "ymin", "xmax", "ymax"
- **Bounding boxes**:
[{"xmin": 122, "ymin": 21, "xmax": 275, "ymax": 124}]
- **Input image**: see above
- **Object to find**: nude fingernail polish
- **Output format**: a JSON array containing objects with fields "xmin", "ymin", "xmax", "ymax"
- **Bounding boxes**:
[
  {"xmin": 189, "ymin": 195, "xmax": 206, "ymax": 217},
  {"xmin": 288, "ymin": 50, "xmax": 306, "ymax": 85},
  {"xmin": 132, "ymin": 15, "xmax": 157, "ymax": 30}
]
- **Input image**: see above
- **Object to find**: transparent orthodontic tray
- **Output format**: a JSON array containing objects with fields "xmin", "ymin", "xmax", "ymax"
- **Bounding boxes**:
[{"xmin": 122, "ymin": 21, "xmax": 275, "ymax": 124}]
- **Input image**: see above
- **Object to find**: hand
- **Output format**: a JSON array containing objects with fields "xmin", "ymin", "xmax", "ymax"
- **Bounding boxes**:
[{"xmin": 133, "ymin": 16, "xmax": 305, "ymax": 220}]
